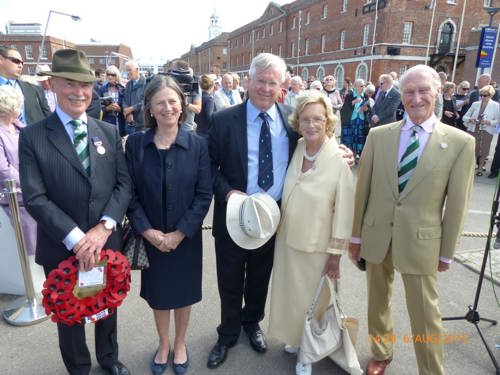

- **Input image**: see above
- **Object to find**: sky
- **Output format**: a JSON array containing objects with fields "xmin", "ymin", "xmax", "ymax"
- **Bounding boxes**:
[{"xmin": 1, "ymin": 0, "xmax": 288, "ymax": 62}]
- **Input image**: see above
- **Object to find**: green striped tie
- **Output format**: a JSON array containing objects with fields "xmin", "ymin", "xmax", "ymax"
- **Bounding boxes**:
[
  {"xmin": 398, "ymin": 125, "xmax": 421, "ymax": 192},
  {"xmin": 69, "ymin": 120, "xmax": 90, "ymax": 175}
]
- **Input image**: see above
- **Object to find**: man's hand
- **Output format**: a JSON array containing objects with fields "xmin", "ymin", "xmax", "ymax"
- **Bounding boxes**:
[
  {"xmin": 323, "ymin": 254, "xmax": 341, "ymax": 279},
  {"xmin": 444, "ymin": 110, "xmax": 454, "ymax": 118},
  {"xmin": 123, "ymin": 106, "xmax": 134, "ymax": 117},
  {"xmin": 338, "ymin": 144, "xmax": 355, "ymax": 167},
  {"xmin": 74, "ymin": 223, "xmax": 112, "ymax": 271},
  {"xmin": 438, "ymin": 261, "xmax": 450, "ymax": 272},
  {"xmin": 226, "ymin": 190, "xmax": 247, "ymax": 202},
  {"xmin": 371, "ymin": 114, "xmax": 380, "ymax": 124},
  {"xmin": 348, "ymin": 242, "xmax": 361, "ymax": 267}
]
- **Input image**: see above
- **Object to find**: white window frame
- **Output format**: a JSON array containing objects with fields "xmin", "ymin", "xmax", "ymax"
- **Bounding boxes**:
[
  {"xmin": 403, "ymin": 21, "xmax": 413, "ymax": 44},
  {"xmin": 342, "ymin": 0, "xmax": 348, "ymax": 13},
  {"xmin": 305, "ymin": 39, "xmax": 309, "ymax": 55},
  {"xmin": 321, "ymin": 34, "xmax": 326, "ymax": 53},
  {"xmin": 322, "ymin": 4, "xmax": 328, "ymax": 19},
  {"xmin": 25, "ymin": 45, "xmax": 33, "ymax": 60},
  {"xmin": 356, "ymin": 62, "xmax": 368, "ymax": 82},
  {"xmin": 291, "ymin": 41, "xmax": 295, "ymax": 57},
  {"xmin": 279, "ymin": 44, "xmax": 283, "ymax": 57},
  {"xmin": 334, "ymin": 65, "xmax": 344, "ymax": 90},
  {"xmin": 292, "ymin": 16, "xmax": 296, "ymax": 30},
  {"xmin": 301, "ymin": 67, "xmax": 309, "ymax": 82},
  {"xmin": 363, "ymin": 24, "xmax": 370, "ymax": 46},
  {"xmin": 340, "ymin": 30, "xmax": 346, "ymax": 50},
  {"xmin": 279, "ymin": 21, "xmax": 283, "ymax": 33},
  {"xmin": 316, "ymin": 66, "xmax": 325, "ymax": 82},
  {"xmin": 270, "ymin": 24, "xmax": 274, "ymax": 36},
  {"xmin": 306, "ymin": 11, "xmax": 310, "ymax": 25}
]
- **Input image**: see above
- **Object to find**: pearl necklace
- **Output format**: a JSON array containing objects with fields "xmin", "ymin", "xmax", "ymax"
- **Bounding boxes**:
[{"xmin": 303, "ymin": 139, "xmax": 327, "ymax": 161}]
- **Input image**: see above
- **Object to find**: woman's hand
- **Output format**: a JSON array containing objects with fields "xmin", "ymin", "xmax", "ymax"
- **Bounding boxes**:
[
  {"xmin": 323, "ymin": 254, "xmax": 341, "ymax": 279},
  {"xmin": 142, "ymin": 228, "xmax": 166, "ymax": 249},
  {"xmin": 159, "ymin": 230, "xmax": 186, "ymax": 252},
  {"xmin": 444, "ymin": 110, "xmax": 454, "ymax": 118}
]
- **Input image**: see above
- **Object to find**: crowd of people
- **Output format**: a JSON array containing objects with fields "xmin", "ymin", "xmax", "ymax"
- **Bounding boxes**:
[{"xmin": 0, "ymin": 44, "xmax": 495, "ymax": 375}]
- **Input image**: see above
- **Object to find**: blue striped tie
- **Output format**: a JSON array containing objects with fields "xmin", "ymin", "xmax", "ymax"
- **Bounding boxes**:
[
  {"xmin": 398, "ymin": 125, "xmax": 421, "ymax": 192},
  {"xmin": 70, "ymin": 120, "xmax": 90, "ymax": 175},
  {"xmin": 258, "ymin": 112, "xmax": 273, "ymax": 191}
]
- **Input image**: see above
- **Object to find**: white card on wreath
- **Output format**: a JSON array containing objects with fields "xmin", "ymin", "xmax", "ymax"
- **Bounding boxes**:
[{"xmin": 78, "ymin": 266, "xmax": 105, "ymax": 287}]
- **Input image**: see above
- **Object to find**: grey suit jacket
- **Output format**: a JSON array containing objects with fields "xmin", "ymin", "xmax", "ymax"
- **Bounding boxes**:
[
  {"xmin": 19, "ymin": 112, "xmax": 132, "ymax": 269},
  {"xmin": 372, "ymin": 87, "xmax": 401, "ymax": 126},
  {"xmin": 17, "ymin": 80, "xmax": 51, "ymax": 125}
]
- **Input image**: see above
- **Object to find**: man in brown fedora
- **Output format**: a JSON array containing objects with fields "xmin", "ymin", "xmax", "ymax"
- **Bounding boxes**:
[{"xmin": 19, "ymin": 49, "xmax": 132, "ymax": 375}]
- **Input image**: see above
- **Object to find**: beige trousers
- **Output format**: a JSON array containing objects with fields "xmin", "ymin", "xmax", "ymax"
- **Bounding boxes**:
[{"xmin": 366, "ymin": 249, "xmax": 444, "ymax": 375}]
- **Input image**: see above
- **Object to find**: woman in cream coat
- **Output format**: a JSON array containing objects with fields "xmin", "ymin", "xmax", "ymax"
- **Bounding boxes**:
[
  {"xmin": 463, "ymin": 84, "xmax": 500, "ymax": 176},
  {"xmin": 268, "ymin": 90, "xmax": 355, "ymax": 375}
]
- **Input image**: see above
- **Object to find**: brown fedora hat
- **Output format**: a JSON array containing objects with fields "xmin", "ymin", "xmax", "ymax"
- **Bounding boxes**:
[{"xmin": 38, "ymin": 49, "xmax": 95, "ymax": 83}]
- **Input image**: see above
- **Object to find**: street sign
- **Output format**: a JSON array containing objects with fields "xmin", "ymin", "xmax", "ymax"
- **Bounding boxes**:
[{"xmin": 476, "ymin": 26, "xmax": 498, "ymax": 68}]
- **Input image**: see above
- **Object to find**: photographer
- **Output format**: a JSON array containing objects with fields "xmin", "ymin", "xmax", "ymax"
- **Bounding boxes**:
[
  {"xmin": 167, "ymin": 59, "xmax": 201, "ymax": 132},
  {"xmin": 98, "ymin": 65, "xmax": 125, "ymax": 136}
]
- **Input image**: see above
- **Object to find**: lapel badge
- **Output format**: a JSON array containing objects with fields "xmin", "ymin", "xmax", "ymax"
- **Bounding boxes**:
[
  {"xmin": 440, "ymin": 142, "xmax": 448, "ymax": 149},
  {"xmin": 91, "ymin": 136, "xmax": 106, "ymax": 155}
]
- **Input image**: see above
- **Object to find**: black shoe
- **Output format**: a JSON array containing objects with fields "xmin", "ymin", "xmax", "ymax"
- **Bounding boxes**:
[
  {"xmin": 151, "ymin": 350, "xmax": 169, "ymax": 375},
  {"xmin": 207, "ymin": 343, "xmax": 229, "ymax": 369},
  {"xmin": 246, "ymin": 328, "xmax": 267, "ymax": 353},
  {"xmin": 103, "ymin": 361, "xmax": 130, "ymax": 375},
  {"xmin": 489, "ymin": 172, "xmax": 498, "ymax": 179}
]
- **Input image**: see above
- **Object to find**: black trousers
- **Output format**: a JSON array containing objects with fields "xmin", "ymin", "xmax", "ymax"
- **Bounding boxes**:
[
  {"xmin": 491, "ymin": 136, "xmax": 500, "ymax": 174},
  {"xmin": 44, "ymin": 266, "xmax": 118, "ymax": 375},
  {"xmin": 214, "ymin": 232, "xmax": 275, "ymax": 346}
]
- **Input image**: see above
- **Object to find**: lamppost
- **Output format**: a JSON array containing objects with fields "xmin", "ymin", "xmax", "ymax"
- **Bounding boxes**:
[{"xmin": 36, "ymin": 10, "xmax": 81, "ymax": 70}]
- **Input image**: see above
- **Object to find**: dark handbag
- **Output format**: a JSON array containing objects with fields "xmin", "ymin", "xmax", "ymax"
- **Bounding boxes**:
[{"xmin": 122, "ymin": 219, "xmax": 149, "ymax": 270}]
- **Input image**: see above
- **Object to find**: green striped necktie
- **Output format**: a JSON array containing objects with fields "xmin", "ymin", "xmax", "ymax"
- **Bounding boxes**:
[
  {"xmin": 69, "ymin": 120, "xmax": 90, "ymax": 175},
  {"xmin": 398, "ymin": 125, "xmax": 421, "ymax": 193}
]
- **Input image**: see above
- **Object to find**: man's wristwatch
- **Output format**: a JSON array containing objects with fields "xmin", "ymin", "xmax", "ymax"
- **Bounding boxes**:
[{"xmin": 100, "ymin": 220, "xmax": 114, "ymax": 231}]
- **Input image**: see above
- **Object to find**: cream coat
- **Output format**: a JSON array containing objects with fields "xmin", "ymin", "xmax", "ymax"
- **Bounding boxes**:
[
  {"xmin": 269, "ymin": 137, "xmax": 355, "ymax": 347},
  {"xmin": 352, "ymin": 120, "xmax": 475, "ymax": 275}
]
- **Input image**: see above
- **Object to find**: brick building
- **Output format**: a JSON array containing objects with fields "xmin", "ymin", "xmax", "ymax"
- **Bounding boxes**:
[
  {"xmin": 177, "ymin": 0, "xmax": 499, "ymax": 87},
  {"xmin": 178, "ymin": 32, "xmax": 229, "ymax": 76},
  {"xmin": 75, "ymin": 44, "xmax": 133, "ymax": 72}
]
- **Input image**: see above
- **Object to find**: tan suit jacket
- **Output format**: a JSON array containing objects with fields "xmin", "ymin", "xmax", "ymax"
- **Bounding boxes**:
[{"xmin": 352, "ymin": 120, "xmax": 475, "ymax": 275}]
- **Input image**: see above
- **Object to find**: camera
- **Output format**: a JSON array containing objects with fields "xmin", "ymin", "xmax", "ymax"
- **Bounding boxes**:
[
  {"xmin": 163, "ymin": 68, "xmax": 199, "ymax": 101},
  {"xmin": 99, "ymin": 96, "xmax": 114, "ymax": 107}
]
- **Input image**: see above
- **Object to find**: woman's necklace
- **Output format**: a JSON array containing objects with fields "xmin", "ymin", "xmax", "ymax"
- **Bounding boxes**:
[{"xmin": 303, "ymin": 139, "xmax": 327, "ymax": 162}]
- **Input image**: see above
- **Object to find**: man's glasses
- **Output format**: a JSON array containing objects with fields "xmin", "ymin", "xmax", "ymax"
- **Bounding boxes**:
[{"xmin": 6, "ymin": 56, "xmax": 23, "ymax": 65}]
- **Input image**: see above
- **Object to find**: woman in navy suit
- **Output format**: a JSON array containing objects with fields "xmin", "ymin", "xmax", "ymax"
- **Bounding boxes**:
[{"xmin": 125, "ymin": 75, "xmax": 212, "ymax": 375}]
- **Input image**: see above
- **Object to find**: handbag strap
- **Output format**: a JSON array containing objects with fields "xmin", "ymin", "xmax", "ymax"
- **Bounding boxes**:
[{"xmin": 306, "ymin": 275, "xmax": 338, "ymax": 320}]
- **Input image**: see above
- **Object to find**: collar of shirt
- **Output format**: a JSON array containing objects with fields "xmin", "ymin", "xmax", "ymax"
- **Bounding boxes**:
[
  {"xmin": 56, "ymin": 107, "xmax": 88, "ymax": 126},
  {"xmin": 143, "ymin": 127, "xmax": 189, "ymax": 150},
  {"xmin": 247, "ymin": 99, "xmax": 278, "ymax": 124},
  {"xmin": 0, "ymin": 76, "xmax": 16, "ymax": 87},
  {"xmin": 402, "ymin": 114, "xmax": 436, "ymax": 134},
  {"xmin": 384, "ymin": 86, "xmax": 394, "ymax": 95}
]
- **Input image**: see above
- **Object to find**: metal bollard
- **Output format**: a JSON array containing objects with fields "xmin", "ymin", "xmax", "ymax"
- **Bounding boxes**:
[{"xmin": 2, "ymin": 179, "xmax": 48, "ymax": 326}]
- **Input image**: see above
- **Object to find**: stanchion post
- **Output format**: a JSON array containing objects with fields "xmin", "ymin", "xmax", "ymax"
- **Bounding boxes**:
[{"xmin": 2, "ymin": 179, "xmax": 49, "ymax": 326}]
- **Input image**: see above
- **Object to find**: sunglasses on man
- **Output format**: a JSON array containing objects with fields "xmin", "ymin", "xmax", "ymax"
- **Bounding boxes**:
[{"xmin": 5, "ymin": 56, "xmax": 24, "ymax": 65}]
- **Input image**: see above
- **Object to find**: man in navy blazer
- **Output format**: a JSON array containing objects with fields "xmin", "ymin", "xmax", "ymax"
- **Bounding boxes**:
[
  {"xmin": 207, "ymin": 53, "xmax": 298, "ymax": 369},
  {"xmin": 19, "ymin": 49, "xmax": 132, "ymax": 375},
  {"xmin": 371, "ymin": 74, "xmax": 401, "ymax": 127},
  {"xmin": 0, "ymin": 46, "xmax": 51, "ymax": 124}
]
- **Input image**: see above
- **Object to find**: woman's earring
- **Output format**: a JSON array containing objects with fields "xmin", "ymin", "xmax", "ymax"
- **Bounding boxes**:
[{"xmin": 150, "ymin": 112, "xmax": 154, "ymax": 117}]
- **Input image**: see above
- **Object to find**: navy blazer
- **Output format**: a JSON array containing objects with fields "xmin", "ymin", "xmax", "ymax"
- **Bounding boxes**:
[
  {"xmin": 125, "ymin": 128, "xmax": 212, "ymax": 239},
  {"xmin": 19, "ymin": 112, "xmax": 132, "ymax": 269},
  {"xmin": 208, "ymin": 100, "xmax": 298, "ymax": 238}
]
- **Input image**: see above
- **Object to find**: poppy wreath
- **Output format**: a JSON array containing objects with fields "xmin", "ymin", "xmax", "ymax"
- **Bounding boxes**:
[{"xmin": 42, "ymin": 249, "xmax": 131, "ymax": 326}]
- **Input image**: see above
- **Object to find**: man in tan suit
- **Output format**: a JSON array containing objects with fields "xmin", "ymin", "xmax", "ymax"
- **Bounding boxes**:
[{"xmin": 349, "ymin": 65, "xmax": 475, "ymax": 375}]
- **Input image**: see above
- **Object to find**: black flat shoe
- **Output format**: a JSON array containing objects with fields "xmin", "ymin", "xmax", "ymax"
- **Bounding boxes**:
[
  {"xmin": 173, "ymin": 347, "xmax": 189, "ymax": 375},
  {"xmin": 103, "ymin": 361, "xmax": 130, "ymax": 375},
  {"xmin": 207, "ymin": 342, "xmax": 229, "ymax": 369},
  {"xmin": 151, "ymin": 350, "xmax": 169, "ymax": 375},
  {"xmin": 246, "ymin": 328, "xmax": 267, "ymax": 353}
]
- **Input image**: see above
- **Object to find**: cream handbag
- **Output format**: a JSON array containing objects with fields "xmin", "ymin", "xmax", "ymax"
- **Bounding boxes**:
[{"xmin": 299, "ymin": 275, "xmax": 342, "ymax": 364}]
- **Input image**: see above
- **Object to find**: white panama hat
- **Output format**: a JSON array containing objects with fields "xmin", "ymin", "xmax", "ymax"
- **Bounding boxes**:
[{"xmin": 226, "ymin": 193, "xmax": 281, "ymax": 250}]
